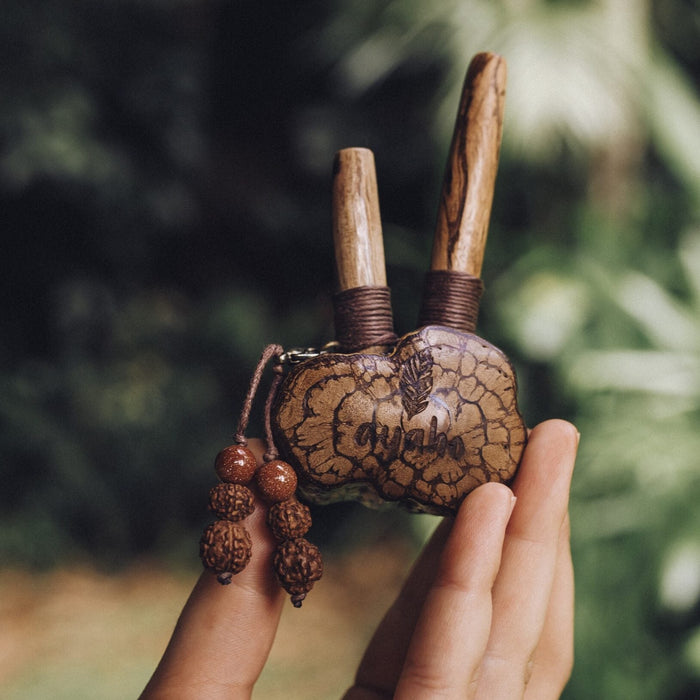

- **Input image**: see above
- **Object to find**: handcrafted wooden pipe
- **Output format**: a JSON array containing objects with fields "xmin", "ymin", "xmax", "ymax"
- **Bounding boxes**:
[{"xmin": 270, "ymin": 53, "xmax": 527, "ymax": 516}]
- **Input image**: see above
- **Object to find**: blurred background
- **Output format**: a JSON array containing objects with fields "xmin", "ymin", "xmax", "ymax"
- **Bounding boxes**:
[{"xmin": 1, "ymin": 0, "xmax": 699, "ymax": 697}]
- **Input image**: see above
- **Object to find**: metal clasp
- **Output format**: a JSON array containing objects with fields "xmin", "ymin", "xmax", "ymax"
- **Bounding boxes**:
[{"xmin": 277, "ymin": 341, "xmax": 340, "ymax": 366}]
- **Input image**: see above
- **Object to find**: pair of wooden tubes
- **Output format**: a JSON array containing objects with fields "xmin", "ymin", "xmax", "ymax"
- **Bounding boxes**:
[{"xmin": 331, "ymin": 52, "xmax": 507, "ymax": 344}]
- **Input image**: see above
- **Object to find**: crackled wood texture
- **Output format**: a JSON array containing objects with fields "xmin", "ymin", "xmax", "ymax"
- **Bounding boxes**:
[{"xmin": 272, "ymin": 326, "xmax": 526, "ymax": 515}]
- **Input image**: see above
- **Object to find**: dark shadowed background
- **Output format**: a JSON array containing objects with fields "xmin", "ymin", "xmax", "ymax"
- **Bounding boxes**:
[{"xmin": 1, "ymin": 1, "xmax": 699, "ymax": 698}]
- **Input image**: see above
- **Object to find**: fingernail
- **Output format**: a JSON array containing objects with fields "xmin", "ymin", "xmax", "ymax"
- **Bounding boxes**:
[{"xmin": 508, "ymin": 494, "xmax": 517, "ymax": 518}]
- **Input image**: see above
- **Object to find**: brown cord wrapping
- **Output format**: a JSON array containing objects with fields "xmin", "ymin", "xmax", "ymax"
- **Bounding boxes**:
[
  {"xmin": 332, "ymin": 285, "xmax": 398, "ymax": 352},
  {"xmin": 417, "ymin": 270, "xmax": 484, "ymax": 333}
]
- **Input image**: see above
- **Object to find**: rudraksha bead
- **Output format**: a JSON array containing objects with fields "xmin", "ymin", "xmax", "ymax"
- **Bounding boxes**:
[
  {"xmin": 267, "ymin": 498, "xmax": 312, "ymax": 541},
  {"xmin": 200, "ymin": 520, "xmax": 252, "ymax": 584},
  {"xmin": 208, "ymin": 482, "xmax": 255, "ymax": 522},
  {"xmin": 273, "ymin": 537, "xmax": 323, "ymax": 607}
]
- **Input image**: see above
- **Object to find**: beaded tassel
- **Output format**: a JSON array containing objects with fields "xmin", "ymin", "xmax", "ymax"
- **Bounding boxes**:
[{"xmin": 198, "ymin": 344, "xmax": 323, "ymax": 606}]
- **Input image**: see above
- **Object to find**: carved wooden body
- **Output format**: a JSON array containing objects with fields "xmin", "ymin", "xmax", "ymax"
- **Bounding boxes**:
[{"xmin": 272, "ymin": 326, "xmax": 527, "ymax": 515}]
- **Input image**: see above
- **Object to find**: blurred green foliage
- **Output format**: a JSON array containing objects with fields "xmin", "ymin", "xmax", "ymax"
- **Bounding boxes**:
[{"xmin": 1, "ymin": 0, "xmax": 699, "ymax": 697}]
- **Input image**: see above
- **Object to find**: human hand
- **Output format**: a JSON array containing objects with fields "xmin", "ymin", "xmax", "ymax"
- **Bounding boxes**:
[
  {"xmin": 140, "ymin": 419, "xmax": 578, "ymax": 699},
  {"xmin": 344, "ymin": 418, "xmax": 578, "ymax": 699}
]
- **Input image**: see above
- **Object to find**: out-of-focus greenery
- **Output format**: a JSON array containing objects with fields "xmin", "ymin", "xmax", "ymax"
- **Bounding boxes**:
[{"xmin": 1, "ymin": 0, "xmax": 699, "ymax": 697}]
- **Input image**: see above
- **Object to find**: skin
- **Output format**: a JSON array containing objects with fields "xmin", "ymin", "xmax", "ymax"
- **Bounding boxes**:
[{"xmin": 140, "ymin": 418, "xmax": 578, "ymax": 699}]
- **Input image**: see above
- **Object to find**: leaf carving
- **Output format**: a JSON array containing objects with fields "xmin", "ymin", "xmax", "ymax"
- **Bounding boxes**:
[{"xmin": 400, "ymin": 347, "xmax": 433, "ymax": 419}]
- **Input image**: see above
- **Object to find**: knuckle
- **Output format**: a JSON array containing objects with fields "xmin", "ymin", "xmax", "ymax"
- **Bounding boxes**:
[{"xmin": 398, "ymin": 660, "xmax": 455, "ymax": 698}]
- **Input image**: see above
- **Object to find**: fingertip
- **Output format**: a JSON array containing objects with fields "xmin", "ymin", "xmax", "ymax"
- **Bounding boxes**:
[
  {"xmin": 528, "ymin": 419, "xmax": 580, "ymax": 449},
  {"xmin": 449, "ymin": 483, "xmax": 516, "ymax": 562},
  {"xmin": 466, "ymin": 480, "xmax": 513, "ymax": 500},
  {"xmin": 456, "ymin": 482, "xmax": 515, "ymax": 534},
  {"xmin": 521, "ymin": 420, "xmax": 579, "ymax": 490},
  {"xmin": 463, "ymin": 481, "xmax": 516, "ymax": 517}
]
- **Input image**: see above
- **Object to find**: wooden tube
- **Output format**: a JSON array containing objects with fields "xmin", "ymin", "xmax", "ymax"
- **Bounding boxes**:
[
  {"xmin": 332, "ymin": 147, "xmax": 387, "ymax": 291},
  {"xmin": 430, "ymin": 52, "xmax": 507, "ymax": 277}
]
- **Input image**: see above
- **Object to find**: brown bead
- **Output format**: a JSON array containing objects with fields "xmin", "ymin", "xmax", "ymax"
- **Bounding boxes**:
[
  {"xmin": 199, "ymin": 520, "xmax": 252, "ymax": 583},
  {"xmin": 267, "ymin": 498, "xmax": 312, "ymax": 541},
  {"xmin": 273, "ymin": 537, "xmax": 323, "ymax": 607},
  {"xmin": 215, "ymin": 444, "xmax": 258, "ymax": 484},
  {"xmin": 256, "ymin": 460, "xmax": 298, "ymax": 503},
  {"xmin": 208, "ymin": 483, "xmax": 255, "ymax": 521}
]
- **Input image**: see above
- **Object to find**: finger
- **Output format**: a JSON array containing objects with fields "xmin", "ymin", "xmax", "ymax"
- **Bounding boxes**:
[
  {"xmin": 343, "ymin": 516, "xmax": 453, "ymax": 698},
  {"xmin": 475, "ymin": 419, "xmax": 578, "ymax": 699},
  {"xmin": 394, "ymin": 482, "xmax": 517, "ymax": 699},
  {"xmin": 525, "ymin": 513, "xmax": 575, "ymax": 698},
  {"xmin": 140, "ymin": 439, "xmax": 285, "ymax": 700}
]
